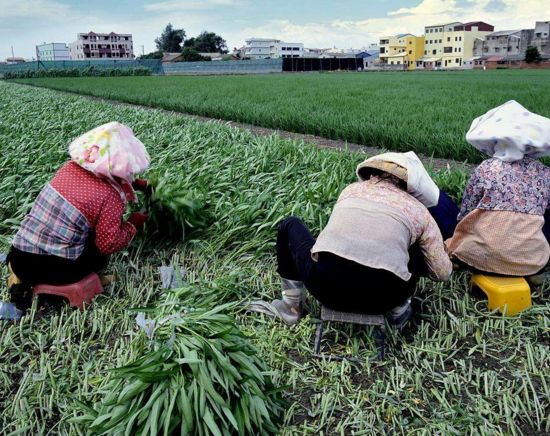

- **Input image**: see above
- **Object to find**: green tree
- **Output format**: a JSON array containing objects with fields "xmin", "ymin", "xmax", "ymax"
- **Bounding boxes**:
[
  {"xmin": 180, "ymin": 47, "xmax": 211, "ymax": 62},
  {"xmin": 524, "ymin": 46, "xmax": 542, "ymax": 63},
  {"xmin": 183, "ymin": 31, "xmax": 228, "ymax": 54},
  {"xmin": 155, "ymin": 24, "xmax": 186, "ymax": 52},
  {"xmin": 140, "ymin": 51, "xmax": 163, "ymax": 59}
]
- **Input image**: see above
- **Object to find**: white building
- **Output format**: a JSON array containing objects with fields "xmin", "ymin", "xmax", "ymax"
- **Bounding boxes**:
[
  {"xmin": 36, "ymin": 43, "xmax": 70, "ymax": 61},
  {"xmin": 244, "ymin": 38, "xmax": 303, "ymax": 59},
  {"xmin": 69, "ymin": 32, "xmax": 134, "ymax": 60}
]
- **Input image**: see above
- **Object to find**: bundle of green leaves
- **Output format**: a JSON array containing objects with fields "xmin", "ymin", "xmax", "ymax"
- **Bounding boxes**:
[
  {"xmin": 141, "ymin": 173, "xmax": 209, "ymax": 239},
  {"xmin": 73, "ymin": 285, "xmax": 285, "ymax": 435}
]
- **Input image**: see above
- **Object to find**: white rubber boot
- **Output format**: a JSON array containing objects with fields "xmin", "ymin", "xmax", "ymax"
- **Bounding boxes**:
[{"xmin": 270, "ymin": 279, "xmax": 304, "ymax": 325}]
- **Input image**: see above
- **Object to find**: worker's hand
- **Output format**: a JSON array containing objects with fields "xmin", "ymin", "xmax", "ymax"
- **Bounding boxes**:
[
  {"xmin": 132, "ymin": 178, "xmax": 149, "ymax": 192},
  {"xmin": 128, "ymin": 212, "xmax": 149, "ymax": 230}
]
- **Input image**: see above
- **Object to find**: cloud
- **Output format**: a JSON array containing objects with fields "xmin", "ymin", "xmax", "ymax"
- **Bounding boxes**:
[
  {"xmin": 0, "ymin": 0, "xmax": 71, "ymax": 18},
  {"xmin": 238, "ymin": 0, "xmax": 544, "ymax": 48},
  {"xmin": 388, "ymin": 0, "xmax": 459, "ymax": 17},
  {"xmin": 144, "ymin": 0, "xmax": 241, "ymax": 12}
]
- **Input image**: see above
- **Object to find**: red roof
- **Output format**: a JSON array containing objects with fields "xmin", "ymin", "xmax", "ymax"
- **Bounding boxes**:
[{"xmin": 455, "ymin": 21, "xmax": 494, "ymax": 32}]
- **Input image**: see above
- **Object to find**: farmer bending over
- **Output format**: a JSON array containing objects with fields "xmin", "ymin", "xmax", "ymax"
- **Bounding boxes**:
[
  {"xmin": 253, "ymin": 152, "xmax": 452, "ymax": 326},
  {"xmin": 445, "ymin": 101, "xmax": 550, "ymax": 281},
  {"xmin": 6, "ymin": 122, "xmax": 150, "ymax": 310}
]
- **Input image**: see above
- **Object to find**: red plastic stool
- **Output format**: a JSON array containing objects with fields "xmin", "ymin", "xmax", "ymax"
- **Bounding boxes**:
[{"xmin": 33, "ymin": 273, "xmax": 104, "ymax": 309}]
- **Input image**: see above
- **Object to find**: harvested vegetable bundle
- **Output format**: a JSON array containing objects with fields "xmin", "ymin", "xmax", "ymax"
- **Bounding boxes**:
[
  {"xmin": 142, "ymin": 173, "xmax": 209, "ymax": 239},
  {"xmin": 73, "ymin": 285, "xmax": 285, "ymax": 435}
]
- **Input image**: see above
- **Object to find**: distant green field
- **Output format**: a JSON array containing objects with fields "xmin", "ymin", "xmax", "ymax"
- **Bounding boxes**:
[{"xmin": 16, "ymin": 70, "xmax": 550, "ymax": 162}]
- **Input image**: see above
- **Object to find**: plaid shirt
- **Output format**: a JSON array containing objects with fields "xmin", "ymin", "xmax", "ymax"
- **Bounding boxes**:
[
  {"xmin": 13, "ymin": 161, "xmax": 136, "ymax": 259},
  {"xmin": 13, "ymin": 184, "xmax": 90, "ymax": 259}
]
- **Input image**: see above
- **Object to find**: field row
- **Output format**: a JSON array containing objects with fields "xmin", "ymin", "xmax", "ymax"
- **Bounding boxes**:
[
  {"xmin": 1, "ymin": 82, "xmax": 548, "ymax": 434},
  {"xmin": 15, "ymin": 69, "xmax": 550, "ymax": 163}
]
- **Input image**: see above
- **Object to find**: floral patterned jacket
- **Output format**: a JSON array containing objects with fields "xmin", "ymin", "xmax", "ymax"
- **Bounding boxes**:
[{"xmin": 458, "ymin": 157, "xmax": 550, "ymax": 221}]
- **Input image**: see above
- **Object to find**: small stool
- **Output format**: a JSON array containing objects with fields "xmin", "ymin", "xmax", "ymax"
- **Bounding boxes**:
[
  {"xmin": 33, "ymin": 273, "xmax": 104, "ymax": 310},
  {"xmin": 314, "ymin": 305, "xmax": 386, "ymax": 360},
  {"xmin": 471, "ymin": 274, "xmax": 531, "ymax": 316}
]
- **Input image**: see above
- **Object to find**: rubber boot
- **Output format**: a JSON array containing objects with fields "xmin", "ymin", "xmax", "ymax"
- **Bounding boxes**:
[
  {"xmin": 271, "ymin": 279, "xmax": 304, "ymax": 325},
  {"xmin": 526, "ymin": 273, "xmax": 545, "ymax": 288},
  {"xmin": 386, "ymin": 298, "xmax": 412, "ymax": 330}
]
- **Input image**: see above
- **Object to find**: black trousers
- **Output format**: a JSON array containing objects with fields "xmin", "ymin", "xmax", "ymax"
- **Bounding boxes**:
[
  {"xmin": 7, "ymin": 239, "xmax": 108, "ymax": 286},
  {"xmin": 276, "ymin": 217, "xmax": 418, "ymax": 314}
]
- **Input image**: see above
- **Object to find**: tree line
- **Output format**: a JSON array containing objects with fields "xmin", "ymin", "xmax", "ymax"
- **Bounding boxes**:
[{"xmin": 141, "ymin": 24, "xmax": 229, "ymax": 61}]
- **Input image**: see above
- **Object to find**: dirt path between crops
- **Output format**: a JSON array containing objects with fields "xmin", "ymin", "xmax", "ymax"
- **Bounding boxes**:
[{"xmin": 20, "ymin": 83, "xmax": 475, "ymax": 171}]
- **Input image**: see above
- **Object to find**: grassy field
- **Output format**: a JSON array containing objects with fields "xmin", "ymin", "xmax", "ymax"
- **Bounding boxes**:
[
  {"xmin": 15, "ymin": 70, "xmax": 550, "ymax": 163},
  {"xmin": 1, "ymin": 81, "xmax": 549, "ymax": 434}
]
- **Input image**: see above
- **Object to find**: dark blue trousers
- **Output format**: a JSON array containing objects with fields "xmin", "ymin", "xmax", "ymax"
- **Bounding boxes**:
[{"xmin": 428, "ymin": 191, "xmax": 550, "ymax": 244}]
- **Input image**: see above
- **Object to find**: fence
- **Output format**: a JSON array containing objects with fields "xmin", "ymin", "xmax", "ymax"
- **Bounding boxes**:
[
  {"xmin": 163, "ymin": 59, "xmax": 282, "ymax": 75},
  {"xmin": 282, "ymin": 57, "xmax": 364, "ymax": 72},
  {"xmin": 0, "ymin": 59, "xmax": 163, "ymax": 75}
]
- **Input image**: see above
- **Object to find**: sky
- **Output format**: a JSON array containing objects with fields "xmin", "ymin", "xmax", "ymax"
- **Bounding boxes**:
[{"xmin": 0, "ymin": 0, "xmax": 544, "ymax": 60}]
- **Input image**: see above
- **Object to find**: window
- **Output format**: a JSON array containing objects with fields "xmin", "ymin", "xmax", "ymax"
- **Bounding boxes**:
[
  {"xmin": 439, "ymin": 39, "xmax": 442, "ymax": 43},
  {"xmin": 444, "ymin": 47, "xmax": 452, "ymax": 53},
  {"xmin": 459, "ymin": 47, "xmax": 461, "ymax": 52},
  {"xmin": 424, "ymin": 50, "xmax": 427, "ymax": 55},
  {"xmin": 456, "ymin": 58, "xmax": 460, "ymax": 63},
  {"xmin": 459, "ymin": 36, "xmax": 462, "ymax": 41},
  {"xmin": 495, "ymin": 47, "xmax": 500, "ymax": 52},
  {"xmin": 409, "ymin": 50, "xmax": 412, "ymax": 54},
  {"xmin": 390, "ymin": 61, "xmax": 394, "ymax": 64},
  {"xmin": 409, "ymin": 41, "xmax": 412, "ymax": 44},
  {"xmin": 292, "ymin": 47, "xmax": 299, "ymax": 51},
  {"xmin": 447, "ymin": 37, "xmax": 451, "ymax": 42},
  {"xmin": 432, "ymin": 49, "xmax": 436, "ymax": 55}
]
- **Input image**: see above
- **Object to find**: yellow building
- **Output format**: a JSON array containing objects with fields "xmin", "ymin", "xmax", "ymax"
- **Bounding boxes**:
[
  {"xmin": 421, "ymin": 21, "xmax": 494, "ymax": 69},
  {"xmin": 379, "ymin": 33, "xmax": 424, "ymax": 70}
]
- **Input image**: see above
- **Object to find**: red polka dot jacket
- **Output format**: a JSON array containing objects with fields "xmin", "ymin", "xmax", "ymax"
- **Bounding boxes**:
[{"xmin": 13, "ymin": 161, "xmax": 137, "ymax": 259}]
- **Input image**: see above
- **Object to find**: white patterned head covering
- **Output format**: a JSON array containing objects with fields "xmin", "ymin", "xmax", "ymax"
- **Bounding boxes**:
[
  {"xmin": 69, "ymin": 122, "xmax": 150, "ymax": 202},
  {"xmin": 466, "ymin": 100, "xmax": 550, "ymax": 162}
]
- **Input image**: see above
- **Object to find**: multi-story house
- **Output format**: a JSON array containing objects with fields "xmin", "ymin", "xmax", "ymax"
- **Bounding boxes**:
[
  {"xmin": 244, "ymin": 38, "xmax": 303, "ymax": 59},
  {"xmin": 532, "ymin": 21, "xmax": 550, "ymax": 56},
  {"xmin": 420, "ymin": 21, "xmax": 494, "ymax": 69},
  {"xmin": 69, "ymin": 32, "xmax": 134, "ymax": 60},
  {"xmin": 473, "ymin": 29, "xmax": 534, "ymax": 59},
  {"xmin": 36, "ymin": 43, "xmax": 70, "ymax": 61},
  {"xmin": 379, "ymin": 34, "xmax": 424, "ymax": 69}
]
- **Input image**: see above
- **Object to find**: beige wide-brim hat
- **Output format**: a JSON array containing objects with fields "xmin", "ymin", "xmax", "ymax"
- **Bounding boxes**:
[{"xmin": 356, "ymin": 159, "xmax": 408, "ymax": 183}]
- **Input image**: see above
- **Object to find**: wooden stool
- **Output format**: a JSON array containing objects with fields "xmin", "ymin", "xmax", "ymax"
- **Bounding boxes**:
[
  {"xmin": 33, "ymin": 273, "xmax": 104, "ymax": 310},
  {"xmin": 314, "ymin": 305, "xmax": 386, "ymax": 360},
  {"xmin": 471, "ymin": 274, "xmax": 531, "ymax": 316}
]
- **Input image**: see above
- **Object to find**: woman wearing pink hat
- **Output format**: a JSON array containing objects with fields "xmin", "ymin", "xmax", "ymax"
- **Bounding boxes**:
[{"xmin": 7, "ymin": 122, "xmax": 151, "ymax": 310}]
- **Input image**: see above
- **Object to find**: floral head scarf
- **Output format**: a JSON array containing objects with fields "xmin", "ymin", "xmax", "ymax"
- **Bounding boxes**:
[
  {"xmin": 466, "ymin": 100, "xmax": 550, "ymax": 162},
  {"xmin": 69, "ymin": 122, "xmax": 150, "ymax": 202}
]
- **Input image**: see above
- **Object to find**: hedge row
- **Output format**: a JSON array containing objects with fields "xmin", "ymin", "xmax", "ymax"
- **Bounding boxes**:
[{"xmin": 2, "ymin": 66, "xmax": 152, "ymax": 79}]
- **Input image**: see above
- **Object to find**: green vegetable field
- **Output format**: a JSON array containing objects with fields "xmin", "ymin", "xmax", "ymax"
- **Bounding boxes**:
[
  {"xmin": 14, "ymin": 70, "xmax": 550, "ymax": 162},
  {"xmin": 1, "ymin": 81, "xmax": 549, "ymax": 434}
]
